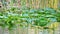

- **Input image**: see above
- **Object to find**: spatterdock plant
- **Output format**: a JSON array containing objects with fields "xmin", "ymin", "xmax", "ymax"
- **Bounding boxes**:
[
  {"xmin": 0, "ymin": 7, "xmax": 58, "ymax": 30},
  {"xmin": 33, "ymin": 8, "xmax": 57, "ymax": 29}
]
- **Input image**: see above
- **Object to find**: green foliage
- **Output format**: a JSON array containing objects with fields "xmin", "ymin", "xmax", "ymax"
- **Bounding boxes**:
[
  {"xmin": 56, "ymin": 11, "xmax": 60, "ymax": 22},
  {"xmin": 0, "ymin": 7, "xmax": 59, "ymax": 30},
  {"xmin": 34, "ymin": 17, "xmax": 49, "ymax": 27}
]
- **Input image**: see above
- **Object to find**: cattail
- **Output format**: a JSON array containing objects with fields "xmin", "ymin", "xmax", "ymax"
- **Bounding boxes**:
[{"xmin": 0, "ymin": 2, "xmax": 2, "ymax": 8}]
